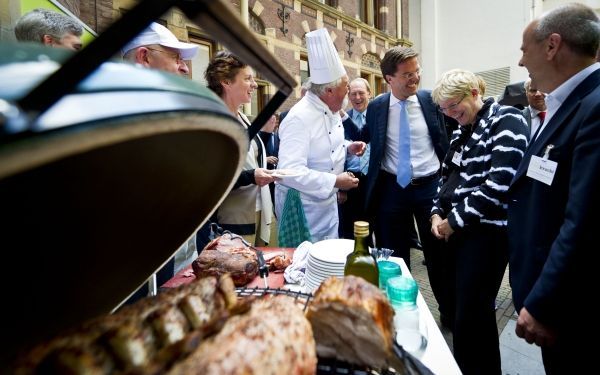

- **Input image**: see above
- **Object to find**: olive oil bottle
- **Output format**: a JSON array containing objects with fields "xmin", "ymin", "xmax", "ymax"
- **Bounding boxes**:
[{"xmin": 344, "ymin": 221, "xmax": 379, "ymax": 286}]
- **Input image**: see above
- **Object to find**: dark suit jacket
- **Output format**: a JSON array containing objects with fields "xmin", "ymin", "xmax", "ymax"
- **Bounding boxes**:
[
  {"xmin": 346, "ymin": 90, "xmax": 449, "ymax": 211},
  {"xmin": 521, "ymin": 106, "xmax": 533, "ymax": 128},
  {"xmin": 342, "ymin": 108, "xmax": 359, "ymax": 140},
  {"xmin": 507, "ymin": 68, "xmax": 600, "ymax": 328}
]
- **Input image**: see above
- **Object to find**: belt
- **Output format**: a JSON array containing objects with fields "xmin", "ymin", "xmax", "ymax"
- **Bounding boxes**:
[
  {"xmin": 379, "ymin": 169, "xmax": 439, "ymax": 186},
  {"xmin": 410, "ymin": 172, "xmax": 439, "ymax": 186}
]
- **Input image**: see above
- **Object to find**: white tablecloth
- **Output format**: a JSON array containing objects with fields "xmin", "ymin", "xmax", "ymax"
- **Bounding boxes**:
[{"xmin": 390, "ymin": 257, "xmax": 462, "ymax": 375}]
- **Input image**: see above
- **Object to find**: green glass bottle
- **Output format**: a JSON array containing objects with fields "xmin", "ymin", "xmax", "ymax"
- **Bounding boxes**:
[{"xmin": 344, "ymin": 221, "xmax": 379, "ymax": 286}]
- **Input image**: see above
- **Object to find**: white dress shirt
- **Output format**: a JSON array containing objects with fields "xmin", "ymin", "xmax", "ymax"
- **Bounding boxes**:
[{"xmin": 381, "ymin": 93, "xmax": 440, "ymax": 178}]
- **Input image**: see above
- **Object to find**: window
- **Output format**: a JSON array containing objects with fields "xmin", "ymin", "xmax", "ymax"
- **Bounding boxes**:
[
  {"xmin": 358, "ymin": 0, "xmax": 367, "ymax": 23},
  {"xmin": 249, "ymin": 82, "xmax": 267, "ymax": 121},
  {"xmin": 300, "ymin": 54, "xmax": 309, "ymax": 85},
  {"xmin": 188, "ymin": 36, "xmax": 214, "ymax": 85},
  {"xmin": 319, "ymin": 0, "xmax": 338, "ymax": 6}
]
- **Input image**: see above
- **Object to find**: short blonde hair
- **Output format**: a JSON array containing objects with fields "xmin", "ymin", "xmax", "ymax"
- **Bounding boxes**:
[{"xmin": 431, "ymin": 69, "xmax": 481, "ymax": 105}]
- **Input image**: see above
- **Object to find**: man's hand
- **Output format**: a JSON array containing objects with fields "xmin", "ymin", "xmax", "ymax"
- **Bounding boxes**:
[
  {"xmin": 335, "ymin": 172, "xmax": 359, "ymax": 190},
  {"xmin": 254, "ymin": 168, "xmax": 278, "ymax": 187},
  {"xmin": 515, "ymin": 307, "xmax": 557, "ymax": 347},
  {"xmin": 266, "ymin": 156, "xmax": 278, "ymax": 166},
  {"xmin": 348, "ymin": 141, "xmax": 367, "ymax": 156}
]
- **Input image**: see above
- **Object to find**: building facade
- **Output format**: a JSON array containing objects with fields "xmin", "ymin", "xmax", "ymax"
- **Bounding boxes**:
[
  {"xmin": 5, "ymin": 0, "xmax": 595, "ymax": 109},
  {"xmin": 1, "ymin": 0, "xmax": 409, "ymax": 117}
]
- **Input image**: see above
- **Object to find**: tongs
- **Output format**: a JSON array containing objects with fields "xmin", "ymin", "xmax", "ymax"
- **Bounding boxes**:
[{"xmin": 210, "ymin": 223, "xmax": 269, "ymax": 288}]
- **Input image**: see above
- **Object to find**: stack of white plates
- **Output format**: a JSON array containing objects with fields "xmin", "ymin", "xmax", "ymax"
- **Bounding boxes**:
[{"xmin": 304, "ymin": 239, "xmax": 353, "ymax": 293}]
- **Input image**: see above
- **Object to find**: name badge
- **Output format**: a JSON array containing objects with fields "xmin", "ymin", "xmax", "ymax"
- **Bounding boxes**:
[
  {"xmin": 526, "ymin": 155, "xmax": 557, "ymax": 186},
  {"xmin": 451, "ymin": 151, "xmax": 462, "ymax": 166}
]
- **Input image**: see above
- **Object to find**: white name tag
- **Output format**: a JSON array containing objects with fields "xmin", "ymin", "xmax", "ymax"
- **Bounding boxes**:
[
  {"xmin": 526, "ymin": 155, "xmax": 557, "ymax": 186},
  {"xmin": 451, "ymin": 151, "xmax": 462, "ymax": 166}
]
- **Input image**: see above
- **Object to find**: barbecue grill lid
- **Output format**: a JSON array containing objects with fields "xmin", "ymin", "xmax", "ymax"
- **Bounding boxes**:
[{"xmin": 0, "ymin": 44, "xmax": 248, "ymax": 362}]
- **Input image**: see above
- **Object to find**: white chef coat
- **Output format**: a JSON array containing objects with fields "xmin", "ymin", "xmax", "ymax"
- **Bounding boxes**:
[{"xmin": 275, "ymin": 91, "xmax": 348, "ymax": 241}]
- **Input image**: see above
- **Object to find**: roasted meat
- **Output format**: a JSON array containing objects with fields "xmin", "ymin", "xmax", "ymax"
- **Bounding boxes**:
[
  {"xmin": 167, "ymin": 295, "xmax": 317, "ymax": 375},
  {"xmin": 12, "ymin": 274, "xmax": 238, "ymax": 374},
  {"xmin": 306, "ymin": 276, "xmax": 404, "ymax": 371},
  {"xmin": 12, "ymin": 275, "xmax": 318, "ymax": 375},
  {"xmin": 192, "ymin": 234, "xmax": 258, "ymax": 286}
]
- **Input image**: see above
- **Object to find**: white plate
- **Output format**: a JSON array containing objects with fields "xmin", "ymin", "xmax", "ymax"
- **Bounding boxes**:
[
  {"xmin": 308, "ymin": 258, "xmax": 346, "ymax": 271},
  {"xmin": 270, "ymin": 169, "xmax": 305, "ymax": 178},
  {"xmin": 307, "ymin": 260, "xmax": 345, "ymax": 275},
  {"xmin": 310, "ymin": 239, "xmax": 354, "ymax": 264}
]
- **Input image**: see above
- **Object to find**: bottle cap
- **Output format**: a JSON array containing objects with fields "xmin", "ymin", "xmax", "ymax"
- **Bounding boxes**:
[
  {"xmin": 386, "ymin": 276, "xmax": 418, "ymax": 306},
  {"xmin": 353, "ymin": 221, "xmax": 369, "ymax": 236}
]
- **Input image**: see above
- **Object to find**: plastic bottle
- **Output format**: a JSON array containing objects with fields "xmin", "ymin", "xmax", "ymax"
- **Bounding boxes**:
[
  {"xmin": 386, "ymin": 276, "xmax": 427, "ymax": 356},
  {"xmin": 344, "ymin": 221, "xmax": 379, "ymax": 286}
]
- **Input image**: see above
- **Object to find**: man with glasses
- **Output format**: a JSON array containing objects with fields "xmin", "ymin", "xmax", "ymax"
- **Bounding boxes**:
[
  {"xmin": 346, "ymin": 46, "xmax": 451, "ymax": 325},
  {"xmin": 121, "ymin": 22, "xmax": 199, "ymax": 305},
  {"xmin": 122, "ymin": 22, "xmax": 198, "ymax": 75}
]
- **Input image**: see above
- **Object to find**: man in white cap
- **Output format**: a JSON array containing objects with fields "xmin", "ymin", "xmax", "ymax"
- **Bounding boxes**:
[
  {"xmin": 122, "ymin": 22, "xmax": 198, "ymax": 76},
  {"xmin": 121, "ymin": 22, "xmax": 199, "ymax": 304},
  {"xmin": 275, "ymin": 28, "xmax": 365, "ymax": 241}
]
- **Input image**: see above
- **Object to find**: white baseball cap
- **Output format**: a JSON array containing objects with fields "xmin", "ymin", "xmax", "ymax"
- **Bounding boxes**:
[
  {"xmin": 122, "ymin": 22, "xmax": 198, "ymax": 60},
  {"xmin": 305, "ymin": 28, "xmax": 346, "ymax": 84}
]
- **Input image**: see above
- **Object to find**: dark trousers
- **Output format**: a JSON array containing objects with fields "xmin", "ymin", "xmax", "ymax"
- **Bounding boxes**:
[
  {"xmin": 371, "ymin": 170, "xmax": 448, "ymax": 317},
  {"xmin": 445, "ymin": 224, "xmax": 508, "ymax": 375},
  {"xmin": 338, "ymin": 172, "xmax": 369, "ymax": 239},
  {"xmin": 541, "ymin": 328, "xmax": 592, "ymax": 374}
]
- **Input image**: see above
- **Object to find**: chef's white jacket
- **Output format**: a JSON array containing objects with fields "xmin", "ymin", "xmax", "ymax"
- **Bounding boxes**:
[{"xmin": 275, "ymin": 92, "xmax": 349, "ymax": 241}]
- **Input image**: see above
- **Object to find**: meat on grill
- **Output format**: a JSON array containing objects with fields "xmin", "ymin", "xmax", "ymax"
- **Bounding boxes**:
[
  {"xmin": 306, "ymin": 276, "xmax": 405, "ymax": 372},
  {"xmin": 11, "ymin": 274, "xmax": 317, "ymax": 375},
  {"xmin": 192, "ymin": 234, "xmax": 258, "ymax": 286},
  {"xmin": 12, "ymin": 274, "xmax": 240, "ymax": 374},
  {"xmin": 167, "ymin": 295, "xmax": 317, "ymax": 375}
]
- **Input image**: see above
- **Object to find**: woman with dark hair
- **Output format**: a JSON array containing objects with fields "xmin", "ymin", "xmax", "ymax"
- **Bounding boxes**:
[{"xmin": 203, "ymin": 51, "xmax": 276, "ymax": 246}]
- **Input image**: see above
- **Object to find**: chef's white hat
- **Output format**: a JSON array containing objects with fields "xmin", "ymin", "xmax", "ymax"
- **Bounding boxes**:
[{"xmin": 305, "ymin": 28, "xmax": 346, "ymax": 84}]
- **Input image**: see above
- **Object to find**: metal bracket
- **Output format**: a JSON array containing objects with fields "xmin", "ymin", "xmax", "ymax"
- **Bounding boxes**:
[
  {"xmin": 277, "ymin": 3, "xmax": 290, "ymax": 37},
  {"xmin": 346, "ymin": 31, "xmax": 355, "ymax": 57}
]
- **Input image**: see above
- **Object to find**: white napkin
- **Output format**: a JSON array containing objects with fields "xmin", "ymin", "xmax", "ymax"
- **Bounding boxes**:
[{"xmin": 284, "ymin": 241, "xmax": 313, "ymax": 284}]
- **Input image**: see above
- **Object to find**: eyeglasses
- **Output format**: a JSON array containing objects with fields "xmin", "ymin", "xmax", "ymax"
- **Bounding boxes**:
[
  {"xmin": 146, "ymin": 47, "xmax": 184, "ymax": 63},
  {"xmin": 438, "ymin": 94, "xmax": 467, "ymax": 113},
  {"xmin": 400, "ymin": 69, "xmax": 423, "ymax": 80}
]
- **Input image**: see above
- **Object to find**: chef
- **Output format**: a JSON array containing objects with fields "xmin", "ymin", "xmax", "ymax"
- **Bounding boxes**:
[{"xmin": 275, "ymin": 28, "xmax": 365, "ymax": 241}]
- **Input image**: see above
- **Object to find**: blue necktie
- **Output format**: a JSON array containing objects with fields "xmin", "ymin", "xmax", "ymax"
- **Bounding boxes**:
[
  {"xmin": 357, "ymin": 113, "xmax": 370, "ymax": 174},
  {"xmin": 396, "ymin": 100, "xmax": 411, "ymax": 187}
]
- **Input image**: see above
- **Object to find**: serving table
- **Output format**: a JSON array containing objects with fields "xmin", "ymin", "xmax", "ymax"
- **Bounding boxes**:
[{"xmin": 162, "ymin": 247, "xmax": 461, "ymax": 375}]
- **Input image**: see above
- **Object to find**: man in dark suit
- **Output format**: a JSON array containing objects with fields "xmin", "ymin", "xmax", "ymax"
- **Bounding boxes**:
[
  {"xmin": 338, "ymin": 77, "xmax": 372, "ymax": 239},
  {"xmin": 521, "ymin": 78, "xmax": 547, "ymax": 140},
  {"xmin": 347, "ymin": 46, "xmax": 450, "ymax": 321},
  {"xmin": 508, "ymin": 4, "xmax": 600, "ymax": 373}
]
